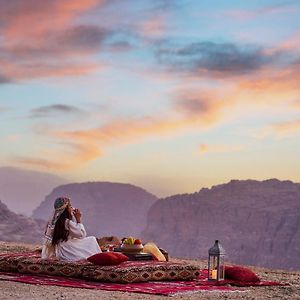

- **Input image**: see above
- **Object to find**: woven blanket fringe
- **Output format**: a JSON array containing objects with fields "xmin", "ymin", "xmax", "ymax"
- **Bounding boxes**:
[{"xmin": 169, "ymin": 289, "xmax": 247, "ymax": 297}]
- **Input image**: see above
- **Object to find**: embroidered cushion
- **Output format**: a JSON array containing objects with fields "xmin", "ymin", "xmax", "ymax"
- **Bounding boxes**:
[
  {"xmin": 0, "ymin": 252, "xmax": 200, "ymax": 283},
  {"xmin": 225, "ymin": 265, "xmax": 260, "ymax": 282},
  {"xmin": 0, "ymin": 253, "xmax": 32, "ymax": 272},
  {"xmin": 17, "ymin": 256, "xmax": 88, "ymax": 278},
  {"xmin": 87, "ymin": 252, "xmax": 128, "ymax": 266},
  {"xmin": 82, "ymin": 260, "xmax": 200, "ymax": 283}
]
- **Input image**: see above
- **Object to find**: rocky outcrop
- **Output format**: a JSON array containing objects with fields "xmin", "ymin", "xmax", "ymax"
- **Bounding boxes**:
[
  {"xmin": 33, "ymin": 182, "xmax": 158, "ymax": 238},
  {"xmin": 142, "ymin": 179, "xmax": 300, "ymax": 270},
  {"xmin": 0, "ymin": 167, "xmax": 67, "ymax": 216},
  {"xmin": 0, "ymin": 200, "xmax": 45, "ymax": 244}
]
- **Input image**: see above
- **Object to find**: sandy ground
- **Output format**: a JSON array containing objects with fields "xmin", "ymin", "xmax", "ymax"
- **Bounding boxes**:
[{"xmin": 0, "ymin": 242, "xmax": 299, "ymax": 300}]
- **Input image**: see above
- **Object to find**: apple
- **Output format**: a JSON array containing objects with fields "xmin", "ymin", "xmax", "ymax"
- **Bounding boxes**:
[{"xmin": 134, "ymin": 239, "xmax": 142, "ymax": 245}]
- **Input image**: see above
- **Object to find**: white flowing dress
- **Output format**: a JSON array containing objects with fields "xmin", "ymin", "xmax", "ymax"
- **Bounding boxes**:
[{"xmin": 42, "ymin": 217, "xmax": 101, "ymax": 261}]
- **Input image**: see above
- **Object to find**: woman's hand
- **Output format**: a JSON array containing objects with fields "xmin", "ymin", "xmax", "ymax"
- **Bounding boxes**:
[{"xmin": 73, "ymin": 208, "xmax": 82, "ymax": 223}]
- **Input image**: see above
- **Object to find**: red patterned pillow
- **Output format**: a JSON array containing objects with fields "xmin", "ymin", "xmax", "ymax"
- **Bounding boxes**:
[
  {"xmin": 225, "ymin": 265, "xmax": 260, "ymax": 282},
  {"xmin": 87, "ymin": 252, "xmax": 128, "ymax": 266}
]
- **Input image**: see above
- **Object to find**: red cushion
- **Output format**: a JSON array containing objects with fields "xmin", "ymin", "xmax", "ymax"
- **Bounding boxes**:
[
  {"xmin": 225, "ymin": 265, "xmax": 260, "ymax": 282},
  {"xmin": 87, "ymin": 252, "xmax": 128, "ymax": 266}
]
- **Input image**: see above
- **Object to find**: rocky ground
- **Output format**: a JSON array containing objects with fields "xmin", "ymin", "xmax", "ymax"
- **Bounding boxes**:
[{"xmin": 0, "ymin": 242, "xmax": 299, "ymax": 300}]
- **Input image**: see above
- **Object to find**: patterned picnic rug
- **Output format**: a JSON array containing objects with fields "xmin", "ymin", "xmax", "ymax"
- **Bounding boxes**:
[{"xmin": 0, "ymin": 269, "xmax": 284, "ymax": 296}]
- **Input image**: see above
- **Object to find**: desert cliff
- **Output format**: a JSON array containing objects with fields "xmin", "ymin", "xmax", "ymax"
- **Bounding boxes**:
[{"xmin": 142, "ymin": 179, "xmax": 300, "ymax": 270}]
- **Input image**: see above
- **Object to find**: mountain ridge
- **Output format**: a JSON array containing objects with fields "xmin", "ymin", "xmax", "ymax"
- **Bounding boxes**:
[
  {"xmin": 0, "ymin": 199, "xmax": 45, "ymax": 244},
  {"xmin": 33, "ymin": 181, "xmax": 158, "ymax": 238},
  {"xmin": 142, "ymin": 179, "xmax": 300, "ymax": 271}
]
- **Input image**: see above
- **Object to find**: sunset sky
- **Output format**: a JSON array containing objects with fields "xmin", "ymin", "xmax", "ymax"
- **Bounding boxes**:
[{"xmin": 1, "ymin": 0, "xmax": 300, "ymax": 197}]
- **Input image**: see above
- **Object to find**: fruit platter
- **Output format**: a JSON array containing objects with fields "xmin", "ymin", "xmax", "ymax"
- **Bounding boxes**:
[{"xmin": 120, "ymin": 237, "xmax": 143, "ymax": 253}]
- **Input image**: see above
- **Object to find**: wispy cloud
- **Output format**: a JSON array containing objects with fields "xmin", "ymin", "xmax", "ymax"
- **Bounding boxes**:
[
  {"xmin": 139, "ymin": 14, "xmax": 168, "ymax": 38},
  {"xmin": 55, "ymin": 25, "xmax": 109, "ymax": 51},
  {"xmin": 258, "ymin": 118, "xmax": 300, "ymax": 138},
  {"xmin": 16, "ymin": 108, "xmax": 226, "ymax": 170},
  {"xmin": 12, "ymin": 140, "xmax": 102, "ymax": 170},
  {"xmin": 156, "ymin": 41, "xmax": 279, "ymax": 77},
  {"xmin": 2, "ymin": 25, "xmax": 109, "ymax": 60},
  {"xmin": 0, "ymin": 0, "xmax": 107, "ymax": 81},
  {"xmin": 5, "ymin": 134, "xmax": 20, "ymax": 142},
  {"xmin": 0, "ymin": 74, "xmax": 13, "ymax": 84},
  {"xmin": 199, "ymin": 143, "xmax": 245, "ymax": 154},
  {"xmin": 293, "ymin": 99, "xmax": 300, "ymax": 108},
  {"xmin": 30, "ymin": 104, "xmax": 85, "ymax": 118},
  {"xmin": 224, "ymin": 1, "xmax": 299, "ymax": 20},
  {"xmin": 0, "ymin": 0, "xmax": 174, "ymax": 82},
  {"xmin": 235, "ymin": 61, "xmax": 300, "ymax": 99},
  {"xmin": 0, "ymin": 0, "xmax": 103, "ymax": 38},
  {"xmin": 0, "ymin": 60, "xmax": 100, "ymax": 82},
  {"xmin": 0, "ymin": 106, "xmax": 10, "ymax": 113},
  {"xmin": 12, "ymin": 157, "xmax": 71, "ymax": 170},
  {"xmin": 4, "ymin": 0, "xmax": 300, "ymax": 174},
  {"xmin": 274, "ymin": 30, "xmax": 300, "ymax": 54},
  {"xmin": 16, "ymin": 47, "xmax": 300, "ymax": 171},
  {"xmin": 172, "ymin": 89, "xmax": 229, "ymax": 125}
]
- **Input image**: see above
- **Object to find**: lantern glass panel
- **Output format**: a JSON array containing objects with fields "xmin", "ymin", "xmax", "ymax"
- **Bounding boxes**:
[
  {"xmin": 219, "ymin": 255, "xmax": 225, "ymax": 280},
  {"xmin": 208, "ymin": 255, "xmax": 218, "ymax": 280},
  {"xmin": 208, "ymin": 254, "xmax": 225, "ymax": 280}
]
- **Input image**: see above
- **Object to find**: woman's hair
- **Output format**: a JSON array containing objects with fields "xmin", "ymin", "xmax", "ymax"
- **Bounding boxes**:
[{"xmin": 52, "ymin": 208, "xmax": 72, "ymax": 246}]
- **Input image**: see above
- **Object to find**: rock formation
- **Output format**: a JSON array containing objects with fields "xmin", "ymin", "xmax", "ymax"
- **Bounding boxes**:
[
  {"xmin": 142, "ymin": 179, "xmax": 300, "ymax": 270},
  {"xmin": 0, "ymin": 199, "xmax": 45, "ymax": 244},
  {"xmin": 33, "ymin": 182, "xmax": 158, "ymax": 239}
]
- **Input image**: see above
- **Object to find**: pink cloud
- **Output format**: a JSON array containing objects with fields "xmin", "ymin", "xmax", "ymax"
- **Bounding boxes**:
[
  {"xmin": 139, "ymin": 15, "xmax": 168, "ymax": 37},
  {"xmin": 277, "ymin": 30, "xmax": 300, "ymax": 53},
  {"xmin": 16, "ymin": 106, "xmax": 227, "ymax": 171},
  {"xmin": 258, "ymin": 118, "xmax": 300, "ymax": 138},
  {"xmin": 2, "ymin": 60, "xmax": 99, "ymax": 82},
  {"xmin": 235, "ymin": 63, "xmax": 300, "ymax": 103},
  {"xmin": 0, "ymin": 106, "xmax": 10, "ymax": 113},
  {"xmin": 12, "ymin": 157, "xmax": 71, "ymax": 171},
  {"xmin": 18, "ymin": 52, "xmax": 300, "ymax": 170},
  {"xmin": 13, "ymin": 140, "xmax": 102, "ymax": 170},
  {"xmin": 6, "ymin": 135, "xmax": 20, "ymax": 142},
  {"xmin": 199, "ymin": 143, "xmax": 245, "ymax": 154},
  {"xmin": 0, "ymin": 0, "xmax": 102, "ymax": 39},
  {"xmin": 224, "ymin": 3, "xmax": 298, "ymax": 21},
  {"xmin": 0, "ymin": 0, "xmax": 106, "ymax": 81},
  {"xmin": 293, "ymin": 99, "xmax": 300, "ymax": 108}
]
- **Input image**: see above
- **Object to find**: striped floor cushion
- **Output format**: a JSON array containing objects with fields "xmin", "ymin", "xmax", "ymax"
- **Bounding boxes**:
[
  {"xmin": 82, "ymin": 260, "xmax": 200, "ymax": 283},
  {"xmin": 0, "ymin": 252, "xmax": 200, "ymax": 283}
]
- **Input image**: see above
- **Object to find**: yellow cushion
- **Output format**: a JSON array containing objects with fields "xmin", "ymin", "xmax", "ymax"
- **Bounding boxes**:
[{"xmin": 143, "ymin": 242, "xmax": 166, "ymax": 261}]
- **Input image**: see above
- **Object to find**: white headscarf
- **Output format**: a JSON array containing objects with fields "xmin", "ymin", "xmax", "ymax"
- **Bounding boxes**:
[{"xmin": 43, "ymin": 197, "xmax": 71, "ymax": 257}]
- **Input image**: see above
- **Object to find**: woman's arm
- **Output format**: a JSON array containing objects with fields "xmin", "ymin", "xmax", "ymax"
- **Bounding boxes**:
[
  {"xmin": 66, "ymin": 208, "xmax": 87, "ymax": 239},
  {"xmin": 67, "ymin": 219, "xmax": 87, "ymax": 239}
]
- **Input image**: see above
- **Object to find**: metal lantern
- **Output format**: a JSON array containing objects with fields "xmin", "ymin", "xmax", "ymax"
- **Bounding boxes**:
[{"xmin": 208, "ymin": 240, "xmax": 225, "ymax": 281}]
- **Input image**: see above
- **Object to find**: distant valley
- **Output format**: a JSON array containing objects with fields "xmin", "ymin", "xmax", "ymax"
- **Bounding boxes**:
[{"xmin": 0, "ymin": 167, "xmax": 299, "ymax": 270}]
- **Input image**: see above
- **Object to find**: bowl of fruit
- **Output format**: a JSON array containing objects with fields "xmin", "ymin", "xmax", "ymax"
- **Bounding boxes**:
[{"xmin": 121, "ymin": 237, "xmax": 143, "ymax": 253}]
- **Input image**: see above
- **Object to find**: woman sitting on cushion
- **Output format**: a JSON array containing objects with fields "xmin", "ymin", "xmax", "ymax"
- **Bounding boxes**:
[{"xmin": 42, "ymin": 197, "xmax": 101, "ymax": 261}]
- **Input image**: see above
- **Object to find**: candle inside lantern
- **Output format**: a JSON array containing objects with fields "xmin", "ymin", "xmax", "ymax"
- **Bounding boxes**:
[{"xmin": 211, "ymin": 269, "xmax": 217, "ymax": 280}]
